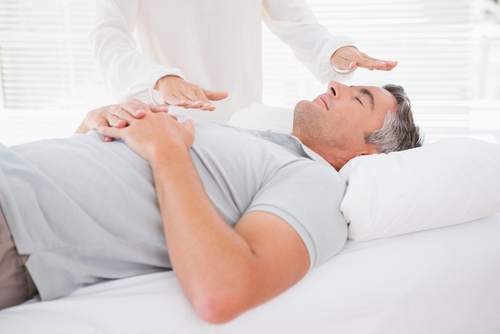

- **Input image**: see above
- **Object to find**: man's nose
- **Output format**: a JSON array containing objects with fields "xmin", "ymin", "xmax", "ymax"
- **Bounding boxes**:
[{"xmin": 327, "ymin": 80, "xmax": 346, "ymax": 99}]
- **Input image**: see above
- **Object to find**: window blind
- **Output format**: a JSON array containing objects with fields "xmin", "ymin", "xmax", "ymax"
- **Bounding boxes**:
[{"xmin": 0, "ymin": 0, "xmax": 111, "ymax": 146}]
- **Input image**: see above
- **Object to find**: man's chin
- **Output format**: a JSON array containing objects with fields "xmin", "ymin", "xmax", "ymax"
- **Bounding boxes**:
[{"xmin": 293, "ymin": 100, "xmax": 309, "ymax": 112}]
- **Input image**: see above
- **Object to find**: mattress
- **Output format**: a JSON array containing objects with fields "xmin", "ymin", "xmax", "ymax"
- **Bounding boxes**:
[{"xmin": 1, "ymin": 213, "xmax": 499, "ymax": 334}]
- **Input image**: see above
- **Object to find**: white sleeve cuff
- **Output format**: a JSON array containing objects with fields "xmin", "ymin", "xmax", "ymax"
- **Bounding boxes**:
[
  {"xmin": 318, "ymin": 35, "xmax": 357, "ymax": 83},
  {"xmin": 148, "ymin": 69, "xmax": 186, "ymax": 105}
]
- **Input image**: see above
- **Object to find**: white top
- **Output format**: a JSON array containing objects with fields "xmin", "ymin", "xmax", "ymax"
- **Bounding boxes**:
[{"xmin": 90, "ymin": 0, "xmax": 357, "ymax": 121}]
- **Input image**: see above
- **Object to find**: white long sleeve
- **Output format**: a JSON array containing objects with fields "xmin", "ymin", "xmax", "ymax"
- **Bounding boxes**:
[
  {"xmin": 89, "ymin": 0, "xmax": 183, "ymax": 104},
  {"xmin": 90, "ymin": 0, "xmax": 357, "ymax": 121},
  {"xmin": 263, "ymin": 0, "xmax": 356, "ymax": 83}
]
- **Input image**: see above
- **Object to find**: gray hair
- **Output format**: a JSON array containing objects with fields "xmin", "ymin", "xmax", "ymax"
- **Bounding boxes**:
[{"xmin": 364, "ymin": 84, "xmax": 423, "ymax": 153}]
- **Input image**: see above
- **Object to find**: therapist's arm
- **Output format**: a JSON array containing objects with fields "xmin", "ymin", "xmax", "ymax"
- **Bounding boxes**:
[
  {"xmin": 97, "ymin": 101, "xmax": 310, "ymax": 324},
  {"xmin": 91, "ymin": 0, "xmax": 227, "ymax": 110},
  {"xmin": 262, "ymin": 0, "xmax": 397, "ymax": 81}
]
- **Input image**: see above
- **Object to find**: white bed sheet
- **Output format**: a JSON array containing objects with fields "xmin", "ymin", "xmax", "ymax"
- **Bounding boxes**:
[{"xmin": 1, "ymin": 214, "xmax": 499, "ymax": 334}]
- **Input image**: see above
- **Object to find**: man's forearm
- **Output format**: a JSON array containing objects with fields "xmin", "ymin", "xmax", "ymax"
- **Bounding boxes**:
[
  {"xmin": 94, "ymin": 104, "xmax": 310, "ymax": 324},
  {"xmin": 150, "ymin": 148, "xmax": 262, "ymax": 323}
]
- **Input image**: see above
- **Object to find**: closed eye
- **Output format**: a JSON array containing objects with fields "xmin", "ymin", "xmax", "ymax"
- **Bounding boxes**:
[{"xmin": 356, "ymin": 97, "xmax": 363, "ymax": 106}]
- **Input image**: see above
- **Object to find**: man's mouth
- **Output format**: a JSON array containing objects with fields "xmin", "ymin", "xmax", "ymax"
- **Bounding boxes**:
[{"xmin": 319, "ymin": 95, "xmax": 329, "ymax": 109}]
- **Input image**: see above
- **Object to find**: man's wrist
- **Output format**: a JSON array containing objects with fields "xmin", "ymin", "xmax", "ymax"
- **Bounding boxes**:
[
  {"xmin": 75, "ymin": 109, "xmax": 96, "ymax": 134},
  {"xmin": 150, "ymin": 144, "xmax": 191, "ymax": 168}
]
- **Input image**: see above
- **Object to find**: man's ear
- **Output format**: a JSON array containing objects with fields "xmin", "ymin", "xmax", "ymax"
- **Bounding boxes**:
[{"xmin": 355, "ymin": 143, "xmax": 381, "ymax": 157}]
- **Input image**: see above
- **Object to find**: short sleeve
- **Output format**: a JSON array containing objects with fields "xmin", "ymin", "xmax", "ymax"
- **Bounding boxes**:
[{"xmin": 246, "ymin": 161, "xmax": 347, "ymax": 268}]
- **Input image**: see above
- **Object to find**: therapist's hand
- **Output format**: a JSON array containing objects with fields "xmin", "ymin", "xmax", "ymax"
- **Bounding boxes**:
[
  {"xmin": 155, "ymin": 75, "xmax": 228, "ymax": 111},
  {"xmin": 330, "ymin": 46, "xmax": 397, "ymax": 73}
]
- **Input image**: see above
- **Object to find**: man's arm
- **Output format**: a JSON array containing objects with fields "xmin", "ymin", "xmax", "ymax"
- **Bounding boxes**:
[{"xmin": 98, "ymin": 101, "xmax": 310, "ymax": 324}]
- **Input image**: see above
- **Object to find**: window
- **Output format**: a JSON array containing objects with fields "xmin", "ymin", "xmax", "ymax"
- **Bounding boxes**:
[{"xmin": 0, "ymin": 0, "xmax": 111, "ymax": 146}]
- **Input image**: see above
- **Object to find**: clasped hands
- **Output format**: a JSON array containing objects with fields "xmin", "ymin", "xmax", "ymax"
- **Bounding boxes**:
[{"xmin": 77, "ymin": 100, "xmax": 194, "ymax": 163}]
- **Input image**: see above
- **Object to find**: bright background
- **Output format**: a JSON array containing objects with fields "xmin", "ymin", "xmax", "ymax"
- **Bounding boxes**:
[{"xmin": 0, "ymin": 0, "xmax": 499, "ymax": 146}]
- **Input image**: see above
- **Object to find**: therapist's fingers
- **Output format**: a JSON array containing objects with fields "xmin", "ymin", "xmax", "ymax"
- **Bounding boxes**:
[
  {"xmin": 162, "ymin": 94, "xmax": 208, "ymax": 110},
  {"xmin": 203, "ymin": 90, "xmax": 229, "ymax": 102},
  {"xmin": 363, "ymin": 57, "xmax": 398, "ymax": 71},
  {"xmin": 355, "ymin": 55, "xmax": 397, "ymax": 71},
  {"xmin": 180, "ymin": 87, "xmax": 218, "ymax": 111},
  {"xmin": 331, "ymin": 46, "xmax": 397, "ymax": 72},
  {"xmin": 156, "ymin": 75, "xmax": 224, "ymax": 111},
  {"xmin": 180, "ymin": 90, "xmax": 213, "ymax": 110}
]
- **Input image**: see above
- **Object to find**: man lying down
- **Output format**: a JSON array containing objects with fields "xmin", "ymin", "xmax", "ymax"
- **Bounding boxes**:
[{"xmin": 0, "ymin": 81, "xmax": 422, "ymax": 322}]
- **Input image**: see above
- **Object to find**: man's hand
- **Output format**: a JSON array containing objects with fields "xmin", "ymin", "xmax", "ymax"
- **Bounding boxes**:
[
  {"xmin": 97, "ymin": 99, "xmax": 193, "ymax": 163},
  {"xmin": 75, "ymin": 101, "xmax": 172, "ymax": 142},
  {"xmin": 330, "ymin": 46, "xmax": 397, "ymax": 72},
  {"xmin": 75, "ymin": 104, "xmax": 122, "ymax": 142},
  {"xmin": 155, "ymin": 75, "xmax": 228, "ymax": 111}
]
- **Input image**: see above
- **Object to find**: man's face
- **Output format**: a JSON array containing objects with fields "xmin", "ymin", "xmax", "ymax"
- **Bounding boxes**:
[{"xmin": 291, "ymin": 81, "xmax": 397, "ymax": 170}]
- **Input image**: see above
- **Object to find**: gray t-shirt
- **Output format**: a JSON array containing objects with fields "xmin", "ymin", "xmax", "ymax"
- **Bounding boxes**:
[{"xmin": 0, "ymin": 122, "xmax": 347, "ymax": 301}]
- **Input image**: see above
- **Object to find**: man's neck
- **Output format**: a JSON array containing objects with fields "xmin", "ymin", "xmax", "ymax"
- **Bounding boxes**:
[{"xmin": 290, "ymin": 132, "xmax": 345, "ymax": 171}]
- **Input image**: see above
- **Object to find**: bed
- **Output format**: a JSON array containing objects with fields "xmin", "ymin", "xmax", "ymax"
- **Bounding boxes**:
[{"xmin": 1, "ymin": 104, "xmax": 499, "ymax": 333}]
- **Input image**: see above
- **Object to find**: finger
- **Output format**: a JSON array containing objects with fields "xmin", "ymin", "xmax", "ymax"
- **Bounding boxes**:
[
  {"xmin": 150, "ymin": 105, "xmax": 170, "ymax": 113},
  {"xmin": 197, "ymin": 102, "xmax": 215, "ymax": 111},
  {"xmin": 182, "ymin": 119, "xmax": 195, "ymax": 135},
  {"xmin": 185, "ymin": 100, "xmax": 205, "ymax": 109},
  {"xmin": 97, "ymin": 126, "xmax": 125, "ymax": 141},
  {"xmin": 122, "ymin": 99, "xmax": 148, "ymax": 118},
  {"xmin": 333, "ymin": 58, "xmax": 357, "ymax": 71},
  {"xmin": 108, "ymin": 107, "xmax": 138, "ymax": 124},
  {"xmin": 94, "ymin": 115, "xmax": 111, "ymax": 129},
  {"xmin": 108, "ymin": 114, "xmax": 127, "ymax": 128},
  {"xmin": 363, "ymin": 56, "xmax": 398, "ymax": 70},
  {"xmin": 163, "ymin": 94, "xmax": 189, "ymax": 107},
  {"xmin": 89, "ymin": 111, "xmax": 114, "ymax": 142},
  {"xmin": 100, "ymin": 135, "xmax": 113, "ymax": 142},
  {"xmin": 378, "ymin": 60, "xmax": 398, "ymax": 71},
  {"xmin": 186, "ymin": 87, "xmax": 217, "ymax": 110},
  {"xmin": 189, "ymin": 88, "xmax": 215, "ymax": 111},
  {"xmin": 182, "ymin": 91, "xmax": 210, "ymax": 109},
  {"xmin": 203, "ymin": 90, "xmax": 228, "ymax": 102},
  {"xmin": 355, "ymin": 58, "xmax": 388, "ymax": 70},
  {"xmin": 180, "ymin": 97, "xmax": 212, "ymax": 111}
]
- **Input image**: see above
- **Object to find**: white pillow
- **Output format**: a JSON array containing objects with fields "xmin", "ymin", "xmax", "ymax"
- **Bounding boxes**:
[{"xmin": 339, "ymin": 138, "xmax": 500, "ymax": 241}]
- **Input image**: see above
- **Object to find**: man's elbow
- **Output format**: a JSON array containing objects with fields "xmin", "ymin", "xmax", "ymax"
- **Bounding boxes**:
[{"xmin": 192, "ymin": 292, "xmax": 247, "ymax": 324}]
